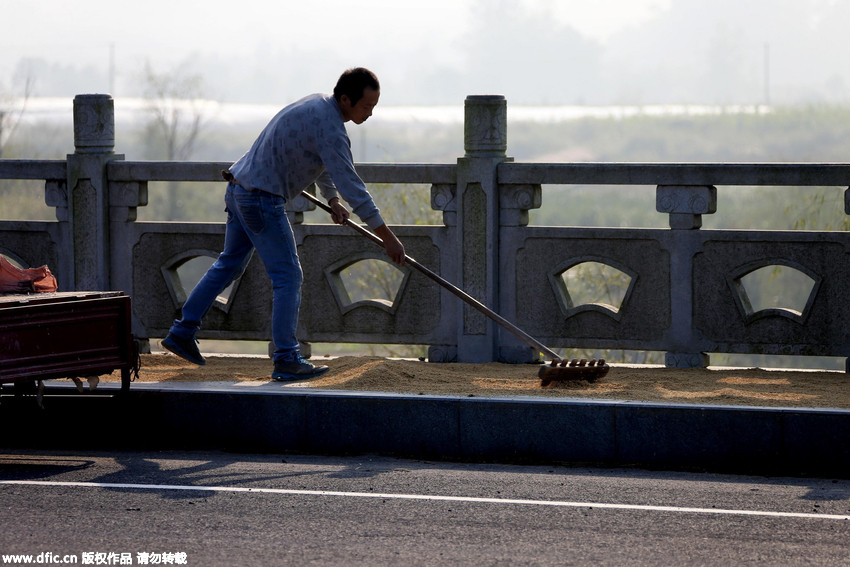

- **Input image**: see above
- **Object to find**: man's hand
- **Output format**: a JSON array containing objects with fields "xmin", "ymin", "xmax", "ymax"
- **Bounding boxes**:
[
  {"xmin": 374, "ymin": 224, "xmax": 406, "ymax": 266},
  {"xmin": 329, "ymin": 197, "xmax": 350, "ymax": 225}
]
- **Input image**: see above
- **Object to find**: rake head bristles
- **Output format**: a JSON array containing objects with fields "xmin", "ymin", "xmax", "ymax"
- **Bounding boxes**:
[{"xmin": 539, "ymin": 358, "xmax": 610, "ymax": 387}]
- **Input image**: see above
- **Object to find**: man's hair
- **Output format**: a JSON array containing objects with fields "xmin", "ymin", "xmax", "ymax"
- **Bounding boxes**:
[{"xmin": 333, "ymin": 68, "xmax": 380, "ymax": 105}]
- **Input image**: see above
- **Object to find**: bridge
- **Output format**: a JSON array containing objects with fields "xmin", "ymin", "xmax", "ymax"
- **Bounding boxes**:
[{"xmin": 2, "ymin": 93, "xmax": 849, "ymax": 369}]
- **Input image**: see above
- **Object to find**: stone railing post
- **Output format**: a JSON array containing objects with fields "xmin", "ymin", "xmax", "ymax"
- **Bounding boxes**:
[
  {"xmin": 452, "ymin": 95, "xmax": 511, "ymax": 362},
  {"xmin": 656, "ymin": 185, "xmax": 717, "ymax": 368},
  {"xmin": 66, "ymin": 94, "xmax": 123, "ymax": 291}
]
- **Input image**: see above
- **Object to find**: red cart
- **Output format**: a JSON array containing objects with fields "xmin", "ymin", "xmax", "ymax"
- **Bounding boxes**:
[{"xmin": 0, "ymin": 291, "xmax": 138, "ymax": 396}]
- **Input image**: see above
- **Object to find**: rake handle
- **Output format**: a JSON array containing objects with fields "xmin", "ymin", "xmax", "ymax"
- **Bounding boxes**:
[{"xmin": 301, "ymin": 191, "xmax": 561, "ymax": 361}]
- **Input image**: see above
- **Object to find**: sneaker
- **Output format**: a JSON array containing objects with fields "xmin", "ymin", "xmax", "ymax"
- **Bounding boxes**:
[
  {"xmin": 272, "ymin": 355, "xmax": 329, "ymax": 382},
  {"xmin": 161, "ymin": 333, "xmax": 206, "ymax": 366}
]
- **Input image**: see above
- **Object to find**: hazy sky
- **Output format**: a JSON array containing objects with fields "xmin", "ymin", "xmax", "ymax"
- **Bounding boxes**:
[
  {"xmin": 1, "ymin": 0, "xmax": 670, "ymax": 101},
  {"xmin": 2, "ymin": 0, "xmax": 669, "ymax": 66},
  {"xmin": 2, "ymin": 0, "xmax": 847, "ymax": 106}
]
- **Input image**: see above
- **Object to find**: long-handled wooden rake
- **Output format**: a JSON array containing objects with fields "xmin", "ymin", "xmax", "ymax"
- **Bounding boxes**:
[{"xmin": 301, "ymin": 191, "xmax": 609, "ymax": 384}]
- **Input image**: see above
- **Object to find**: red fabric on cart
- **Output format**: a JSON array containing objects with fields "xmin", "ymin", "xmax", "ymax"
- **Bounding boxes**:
[{"xmin": 0, "ymin": 256, "xmax": 58, "ymax": 293}]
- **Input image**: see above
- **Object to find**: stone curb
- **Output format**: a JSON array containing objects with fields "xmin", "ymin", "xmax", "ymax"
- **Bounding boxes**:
[{"xmin": 1, "ymin": 382, "xmax": 848, "ymax": 478}]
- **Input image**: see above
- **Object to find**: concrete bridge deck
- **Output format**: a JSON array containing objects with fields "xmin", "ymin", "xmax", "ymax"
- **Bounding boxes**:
[{"xmin": 2, "ymin": 375, "xmax": 848, "ymax": 480}]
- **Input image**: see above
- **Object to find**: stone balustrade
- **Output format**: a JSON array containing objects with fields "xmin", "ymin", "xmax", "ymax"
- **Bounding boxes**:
[{"xmin": 1, "ymin": 94, "xmax": 849, "ymax": 369}]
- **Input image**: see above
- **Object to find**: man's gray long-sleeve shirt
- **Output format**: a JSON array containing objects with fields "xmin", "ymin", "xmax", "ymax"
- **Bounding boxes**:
[{"xmin": 228, "ymin": 93, "xmax": 385, "ymax": 230}]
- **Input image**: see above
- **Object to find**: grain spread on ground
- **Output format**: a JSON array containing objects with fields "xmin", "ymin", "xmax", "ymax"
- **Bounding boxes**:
[{"xmin": 97, "ymin": 354, "xmax": 850, "ymax": 409}]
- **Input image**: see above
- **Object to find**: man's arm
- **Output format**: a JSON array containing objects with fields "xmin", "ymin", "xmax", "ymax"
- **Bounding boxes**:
[
  {"xmin": 317, "ymin": 123, "xmax": 385, "ymax": 230},
  {"xmin": 328, "ymin": 198, "xmax": 404, "ymax": 266}
]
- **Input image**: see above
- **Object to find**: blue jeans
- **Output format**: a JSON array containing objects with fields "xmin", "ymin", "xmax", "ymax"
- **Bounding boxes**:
[{"xmin": 169, "ymin": 182, "xmax": 302, "ymax": 363}]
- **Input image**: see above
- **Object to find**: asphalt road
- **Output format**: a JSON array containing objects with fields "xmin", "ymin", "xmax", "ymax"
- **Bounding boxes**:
[{"xmin": 0, "ymin": 450, "xmax": 848, "ymax": 566}]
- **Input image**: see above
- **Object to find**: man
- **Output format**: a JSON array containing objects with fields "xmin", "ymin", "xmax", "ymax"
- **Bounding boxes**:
[{"xmin": 161, "ymin": 67, "xmax": 405, "ymax": 381}]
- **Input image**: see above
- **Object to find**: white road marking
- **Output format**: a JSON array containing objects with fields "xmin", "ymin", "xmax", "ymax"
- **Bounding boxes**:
[{"xmin": 2, "ymin": 479, "xmax": 848, "ymax": 521}]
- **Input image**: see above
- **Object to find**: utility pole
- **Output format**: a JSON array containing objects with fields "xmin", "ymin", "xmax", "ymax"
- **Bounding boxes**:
[
  {"xmin": 109, "ymin": 43, "xmax": 116, "ymax": 95},
  {"xmin": 763, "ymin": 42, "xmax": 770, "ymax": 106}
]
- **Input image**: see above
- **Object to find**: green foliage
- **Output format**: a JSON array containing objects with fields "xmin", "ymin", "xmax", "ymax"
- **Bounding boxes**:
[
  {"xmin": 510, "ymin": 104, "xmax": 850, "ymax": 163},
  {"xmin": 340, "ymin": 259, "xmax": 402, "ymax": 305},
  {"xmin": 0, "ymin": 179, "xmax": 53, "ymax": 220},
  {"xmin": 521, "ymin": 105, "xmax": 850, "ymax": 229},
  {"xmin": 367, "ymin": 183, "xmax": 442, "ymax": 225},
  {"xmin": 136, "ymin": 181, "xmax": 226, "ymax": 222},
  {"xmin": 738, "ymin": 265, "xmax": 816, "ymax": 315},
  {"xmin": 559, "ymin": 261, "xmax": 630, "ymax": 311},
  {"xmin": 785, "ymin": 187, "xmax": 850, "ymax": 231},
  {"xmin": 302, "ymin": 183, "xmax": 442, "ymax": 226},
  {"xmin": 530, "ymin": 186, "xmax": 661, "ymax": 227}
]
